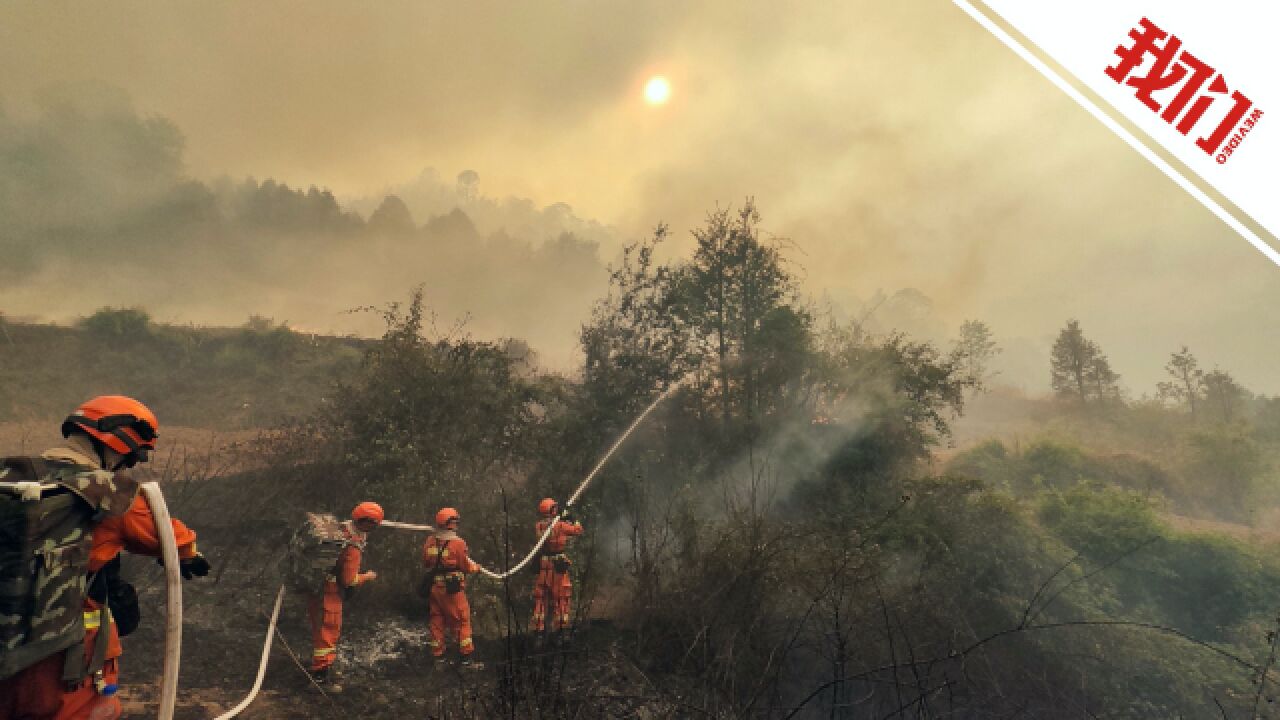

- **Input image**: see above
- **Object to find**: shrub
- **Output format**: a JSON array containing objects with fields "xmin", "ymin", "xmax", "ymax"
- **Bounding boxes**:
[{"xmin": 80, "ymin": 306, "xmax": 152, "ymax": 345}]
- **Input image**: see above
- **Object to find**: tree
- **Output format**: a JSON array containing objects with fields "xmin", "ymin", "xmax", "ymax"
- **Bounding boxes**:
[
  {"xmin": 952, "ymin": 319, "xmax": 1000, "ymax": 391},
  {"xmin": 1202, "ymin": 368, "xmax": 1248, "ymax": 424},
  {"xmin": 579, "ymin": 224, "xmax": 697, "ymax": 461},
  {"xmin": 1255, "ymin": 396, "xmax": 1280, "ymax": 442},
  {"xmin": 325, "ymin": 289, "xmax": 549, "ymax": 509},
  {"xmin": 366, "ymin": 194, "xmax": 415, "ymax": 235},
  {"xmin": 676, "ymin": 199, "xmax": 806, "ymax": 436},
  {"xmin": 456, "ymin": 169, "xmax": 480, "ymax": 201},
  {"xmin": 1156, "ymin": 346, "xmax": 1205, "ymax": 420},
  {"xmin": 1088, "ymin": 353, "xmax": 1122, "ymax": 403},
  {"xmin": 1050, "ymin": 320, "xmax": 1089, "ymax": 401},
  {"xmin": 1049, "ymin": 320, "xmax": 1120, "ymax": 404}
]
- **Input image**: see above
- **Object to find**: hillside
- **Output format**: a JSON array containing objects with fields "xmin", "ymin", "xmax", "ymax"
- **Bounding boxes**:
[
  {"xmin": 0, "ymin": 309, "xmax": 366, "ymax": 428},
  {"xmin": 6, "ymin": 225, "xmax": 1280, "ymax": 718}
]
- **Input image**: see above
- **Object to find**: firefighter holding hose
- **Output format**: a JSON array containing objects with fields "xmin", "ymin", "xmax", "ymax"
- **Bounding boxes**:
[
  {"xmin": 531, "ymin": 498, "xmax": 583, "ymax": 644},
  {"xmin": 422, "ymin": 507, "xmax": 481, "ymax": 666},
  {"xmin": 0, "ymin": 395, "xmax": 208, "ymax": 720}
]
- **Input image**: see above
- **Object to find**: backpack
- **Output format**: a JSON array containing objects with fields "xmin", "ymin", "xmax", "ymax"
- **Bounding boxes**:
[
  {"xmin": 284, "ymin": 513, "xmax": 363, "ymax": 593},
  {"xmin": 0, "ymin": 455, "xmax": 136, "ymax": 680},
  {"xmin": 423, "ymin": 536, "xmax": 463, "ymax": 594}
]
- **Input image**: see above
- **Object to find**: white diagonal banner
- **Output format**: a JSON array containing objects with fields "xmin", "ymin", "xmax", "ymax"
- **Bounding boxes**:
[{"xmin": 955, "ymin": 0, "xmax": 1280, "ymax": 268}]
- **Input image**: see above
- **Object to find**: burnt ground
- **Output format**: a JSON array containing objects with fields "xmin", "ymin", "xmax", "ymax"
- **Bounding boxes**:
[
  {"xmin": 106, "ymin": 473, "xmax": 679, "ymax": 720},
  {"xmin": 116, "ymin": 590, "xmax": 674, "ymax": 720}
]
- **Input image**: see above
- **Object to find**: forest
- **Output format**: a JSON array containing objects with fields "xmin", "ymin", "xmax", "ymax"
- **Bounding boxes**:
[{"xmin": 4, "ymin": 198, "xmax": 1280, "ymax": 719}]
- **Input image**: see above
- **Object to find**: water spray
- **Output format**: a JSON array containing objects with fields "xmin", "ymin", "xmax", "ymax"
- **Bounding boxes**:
[
  {"xmin": 209, "ymin": 378, "xmax": 685, "ymax": 718},
  {"xmin": 386, "ymin": 377, "xmax": 686, "ymax": 579}
]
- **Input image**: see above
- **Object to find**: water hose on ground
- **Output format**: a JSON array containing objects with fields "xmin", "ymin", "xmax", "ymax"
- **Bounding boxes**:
[
  {"xmin": 204, "ymin": 379, "xmax": 683, "ymax": 716},
  {"xmin": 212, "ymin": 585, "xmax": 285, "ymax": 720}
]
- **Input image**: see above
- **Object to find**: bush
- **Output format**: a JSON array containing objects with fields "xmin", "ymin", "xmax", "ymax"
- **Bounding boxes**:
[
  {"xmin": 1038, "ymin": 483, "xmax": 1164, "ymax": 561},
  {"xmin": 80, "ymin": 306, "xmax": 152, "ymax": 345},
  {"xmin": 1184, "ymin": 426, "xmax": 1266, "ymax": 522},
  {"xmin": 239, "ymin": 315, "xmax": 299, "ymax": 361}
]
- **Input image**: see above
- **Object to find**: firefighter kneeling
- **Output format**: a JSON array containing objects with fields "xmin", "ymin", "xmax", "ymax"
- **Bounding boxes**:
[
  {"xmin": 422, "ymin": 507, "xmax": 481, "ymax": 666},
  {"xmin": 531, "ymin": 498, "xmax": 583, "ymax": 644}
]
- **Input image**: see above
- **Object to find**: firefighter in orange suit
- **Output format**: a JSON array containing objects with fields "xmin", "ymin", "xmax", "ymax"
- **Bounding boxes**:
[
  {"xmin": 0, "ymin": 395, "xmax": 207, "ymax": 720},
  {"xmin": 531, "ymin": 498, "xmax": 583, "ymax": 639},
  {"xmin": 308, "ymin": 501, "xmax": 382, "ymax": 685},
  {"xmin": 422, "ymin": 507, "xmax": 481, "ymax": 665}
]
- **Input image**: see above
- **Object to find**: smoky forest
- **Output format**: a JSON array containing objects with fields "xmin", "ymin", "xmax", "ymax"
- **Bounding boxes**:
[{"xmin": 5, "ymin": 192, "xmax": 1280, "ymax": 718}]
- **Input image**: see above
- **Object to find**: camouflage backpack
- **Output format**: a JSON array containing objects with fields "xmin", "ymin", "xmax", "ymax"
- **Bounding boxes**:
[
  {"xmin": 0, "ymin": 455, "xmax": 136, "ymax": 680},
  {"xmin": 284, "ymin": 513, "xmax": 363, "ymax": 593}
]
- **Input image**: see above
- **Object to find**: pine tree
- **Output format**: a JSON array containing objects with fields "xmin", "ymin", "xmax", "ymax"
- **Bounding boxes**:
[
  {"xmin": 952, "ymin": 319, "xmax": 1000, "ymax": 391},
  {"xmin": 1156, "ymin": 346, "xmax": 1204, "ymax": 420},
  {"xmin": 1050, "ymin": 319, "xmax": 1120, "ymax": 404}
]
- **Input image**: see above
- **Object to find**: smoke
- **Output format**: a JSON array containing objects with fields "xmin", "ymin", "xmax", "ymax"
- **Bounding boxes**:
[
  {"xmin": 2, "ymin": 0, "xmax": 1279, "ymax": 392},
  {"xmin": 0, "ymin": 98, "xmax": 610, "ymax": 368}
]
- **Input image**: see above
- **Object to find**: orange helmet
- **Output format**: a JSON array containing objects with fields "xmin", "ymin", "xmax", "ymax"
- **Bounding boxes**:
[
  {"xmin": 435, "ymin": 507, "xmax": 460, "ymax": 527},
  {"xmin": 352, "ymin": 501, "xmax": 384, "ymax": 525},
  {"xmin": 62, "ymin": 395, "xmax": 160, "ymax": 462},
  {"xmin": 538, "ymin": 498, "xmax": 558, "ymax": 517}
]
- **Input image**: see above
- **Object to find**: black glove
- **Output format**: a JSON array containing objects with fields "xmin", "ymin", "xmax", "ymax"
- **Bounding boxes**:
[
  {"xmin": 180, "ymin": 553, "xmax": 211, "ymax": 580},
  {"xmin": 560, "ymin": 510, "xmax": 576, "ymax": 524},
  {"xmin": 90, "ymin": 556, "xmax": 142, "ymax": 637},
  {"xmin": 110, "ymin": 581, "xmax": 142, "ymax": 637}
]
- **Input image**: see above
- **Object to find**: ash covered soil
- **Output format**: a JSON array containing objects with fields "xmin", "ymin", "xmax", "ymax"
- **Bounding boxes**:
[
  {"xmin": 110, "ymin": 503, "xmax": 673, "ymax": 720},
  {"xmin": 117, "ymin": 583, "xmax": 670, "ymax": 720}
]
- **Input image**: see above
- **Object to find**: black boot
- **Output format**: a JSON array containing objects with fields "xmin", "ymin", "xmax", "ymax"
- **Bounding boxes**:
[{"xmin": 311, "ymin": 667, "xmax": 343, "ymax": 692}]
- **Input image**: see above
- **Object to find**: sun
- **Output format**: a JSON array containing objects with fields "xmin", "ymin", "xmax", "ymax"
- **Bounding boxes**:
[{"xmin": 644, "ymin": 76, "xmax": 671, "ymax": 105}]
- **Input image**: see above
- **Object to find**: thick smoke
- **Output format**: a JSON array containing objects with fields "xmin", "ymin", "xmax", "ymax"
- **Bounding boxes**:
[
  {"xmin": 0, "ymin": 96, "xmax": 609, "ymax": 368},
  {"xmin": 2, "ymin": 0, "xmax": 1278, "ymax": 392}
]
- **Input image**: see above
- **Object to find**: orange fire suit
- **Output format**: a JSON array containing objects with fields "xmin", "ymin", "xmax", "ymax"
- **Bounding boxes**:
[
  {"xmin": 0, "ymin": 446, "xmax": 198, "ymax": 720},
  {"xmin": 308, "ymin": 522, "xmax": 372, "ymax": 671},
  {"xmin": 531, "ymin": 517, "xmax": 584, "ymax": 632},
  {"xmin": 422, "ymin": 533, "xmax": 480, "ymax": 657}
]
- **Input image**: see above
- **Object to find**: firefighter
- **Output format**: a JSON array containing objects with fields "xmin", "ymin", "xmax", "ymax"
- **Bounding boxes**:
[
  {"xmin": 422, "ymin": 507, "xmax": 481, "ymax": 666},
  {"xmin": 308, "ymin": 501, "xmax": 382, "ymax": 687},
  {"xmin": 0, "ymin": 395, "xmax": 208, "ymax": 720},
  {"xmin": 530, "ymin": 498, "xmax": 583, "ymax": 643}
]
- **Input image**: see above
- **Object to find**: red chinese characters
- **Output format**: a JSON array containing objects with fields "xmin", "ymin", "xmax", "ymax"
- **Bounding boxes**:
[{"xmin": 1106, "ymin": 18, "xmax": 1261, "ymax": 162}]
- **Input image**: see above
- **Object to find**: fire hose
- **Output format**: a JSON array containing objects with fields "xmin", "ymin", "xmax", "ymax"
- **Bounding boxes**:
[
  {"xmin": 142, "ymin": 481, "xmax": 287, "ymax": 720},
  {"xmin": 208, "ymin": 379, "xmax": 683, "ymax": 718},
  {"xmin": 383, "ymin": 377, "xmax": 684, "ymax": 579},
  {"xmin": 139, "ymin": 482, "xmax": 182, "ymax": 720},
  {"xmin": 211, "ymin": 586, "xmax": 284, "ymax": 720}
]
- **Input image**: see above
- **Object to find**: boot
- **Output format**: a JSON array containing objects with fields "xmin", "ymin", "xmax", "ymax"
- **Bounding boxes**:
[{"xmin": 311, "ymin": 667, "xmax": 344, "ymax": 693}]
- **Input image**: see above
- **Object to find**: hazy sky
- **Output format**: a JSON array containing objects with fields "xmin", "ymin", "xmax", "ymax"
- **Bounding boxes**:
[{"xmin": 0, "ymin": 1, "xmax": 1275, "ymax": 393}]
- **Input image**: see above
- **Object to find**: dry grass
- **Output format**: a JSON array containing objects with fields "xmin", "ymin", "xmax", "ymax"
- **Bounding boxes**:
[{"xmin": 0, "ymin": 421, "xmax": 262, "ymax": 477}]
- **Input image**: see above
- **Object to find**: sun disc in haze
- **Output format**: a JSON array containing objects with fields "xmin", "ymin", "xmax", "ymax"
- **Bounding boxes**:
[{"xmin": 644, "ymin": 76, "xmax": 671, "ymax": 105}]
